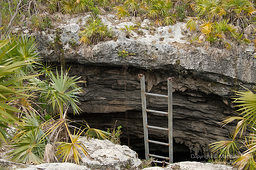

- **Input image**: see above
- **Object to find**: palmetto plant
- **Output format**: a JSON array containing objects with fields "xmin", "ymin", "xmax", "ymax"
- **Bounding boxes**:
[
  {"xmin": 80, "ymin": 18, "xmax": 113, "ymax": 45},
  {"xmin": 224, "ymin": 0, "xmax": 256, "ymax": 27},
  {"xmin": 56, "ymin": 127, "xmax": 88, "ymax": 164},
  {"xmin": 120, "ymin": 25, "xmax": 135, "ymax": 37},
  {"xmin": 47, "ymin": 0, "xmax": 99, "ymax": 14},
  {"xmin": 96, "ymin": 0, "xmax": 110, "ymax": 7},
  {"xmin": 124, "ymin": 0, "xmax": 140, "ymax": 16},
  {"xmin": 214, "ymin": 19, "xmax": 238, "ymax": 39},
  {"xmin": 0, "ymin": 36, "xmax": 46, "ymax": 164},
  {"xmin": 186, "ymin": 18, "xmax": 197, "ymax": 31},
  {"xmin": 1, "ymin": 35, "xmax": 109, "ymax": 164},
  {"xmin": 194, "ymin": 0, "xmax": 224, "ymax": 20},
  {"xmin": 9, "ymin": 66, "xmax": 109, "ymax": 164},
  {"xmin": 47, "ymin": 0, "xmax": 62, "ymax": 13},
  {"xmin": 210, "ymin": 87, "xmax": 256, "ymax": 169},
  {"xmin": 187, "ymin": 0, "xmax": 256, "ymax": 47},
  {"xmin": 62, "ymin": 0, "xmax": 77, "ymax": 13},
  {"xmin": 143, "ymin": 0, "xmax": 173, "ymax": 25},
  {"xmin": 41, "ymin": 68, "xmax": 82, "ymax": 117},
  {"xmin": 38, "ymin": 68, "xmax": 109, "ymax": 164},
  {"xmin": 9, "ymin": 111, "xmax": 47, "ymax": 164},
  {"xmin": 0, "ymin": 37, "xmax": 39, "ymax": 145},
  {"xmin": 114, "ymin": 5, "xmax": 130, "ymax": 19}
]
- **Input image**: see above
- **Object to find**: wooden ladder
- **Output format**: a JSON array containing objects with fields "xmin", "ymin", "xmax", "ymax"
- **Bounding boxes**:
[{"xmin": 138, "ymin": 74, "xmax": 174, "ymax": 164}]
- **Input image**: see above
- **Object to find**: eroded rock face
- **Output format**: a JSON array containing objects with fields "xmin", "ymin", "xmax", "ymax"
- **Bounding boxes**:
[
  {"xmin": 34, "ymin": 14, "xmax": 256, "ymax": 158},
  {"xmin": 66, "ymin": 64, "xmax": 237, "ymax": 158},
  {"xmin": 37, "ymin": 14, "xmax": 256, "ymax": 84}
]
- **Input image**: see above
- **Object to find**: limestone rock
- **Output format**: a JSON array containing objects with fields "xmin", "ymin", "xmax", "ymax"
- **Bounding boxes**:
[
  {"xmin": 0, "ymin": 159, "xmax": 29, "ymax": 169},
  {"xmin": 80, "ymin": 137, "xmax": 142, "ymax": 170},
  {"xmin": 144, "ymin": 161, "xmax": 235, "ymax": 170},
  {"xmin": 15, "ymin": 163, "xmax": 90, "ymax": 170}
]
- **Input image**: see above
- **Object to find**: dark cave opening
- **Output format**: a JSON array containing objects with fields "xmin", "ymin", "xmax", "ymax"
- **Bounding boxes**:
[
  {"xmin": 119, "ymin": 135, "xmax": 206, "ymax": 163},
  {"xmin": 70, "ymin": 111, "xmax": 209, "ymax": 163}
]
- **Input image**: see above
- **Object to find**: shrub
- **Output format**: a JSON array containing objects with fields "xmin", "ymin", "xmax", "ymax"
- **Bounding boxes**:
[
  {"xmin": 210, "ymin": 87, "xmax": 256, "ymax": 169},
  {"xmin": 80, "ymin": 18, "xmax": 113, "ymax": 45}
]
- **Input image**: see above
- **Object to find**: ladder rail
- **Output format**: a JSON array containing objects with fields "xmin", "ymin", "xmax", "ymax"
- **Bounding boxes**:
[
  {"xmin": 140, "ymin": 74, "xmax": 149, "ymax": 160},
  {"xmin": 168, "ymin": 77, "xmax": 174, "ymax": 163}
]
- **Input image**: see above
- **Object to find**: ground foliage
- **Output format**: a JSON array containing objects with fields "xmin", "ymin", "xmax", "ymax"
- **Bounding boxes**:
[
  {"xmin": 210, "ymin": 87, "xmax": 256, "ymax": 169},
  {"xmin": 1, "ymin": 0, "xmax": 256, "ymax": 48},
  {"xmin": 0, "ymin": 35, "xmax": 110, "ymax": 165}
]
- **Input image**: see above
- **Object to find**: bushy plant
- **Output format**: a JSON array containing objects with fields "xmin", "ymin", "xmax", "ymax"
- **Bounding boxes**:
[
  {"xmin": 144, "ymin": 0, "xmax": 173, "ymax": 25},
  {"xmin": 210, "ymin": 87, "xmax": 256, "ymax": 169},
  {"xmin": 80, "ymin": 18, "xmax": 113, "ymax": 45},
  {"xmin": 186, "ymin": 0, "xmax": 256, "ymax": 48},
  {"xmin": 107, "ymin": 124, "xmax": 122, "ymax": 144},
  {"xmin": 0, "ymin": 35, "xmax": 109, "ymax": 165},
  {"xmin": 120, "ymin": 25, "xmax": 135, "ymax": 37},
  {"xmin": 9, "ymin": 111, "xmax": 48, "ymax": 164},
  {"xmin": 29, "ymin": 15, "xmax": 54, "ymax": 31},
  {"xmin": 118, "ymin": 50, "xmax": 129, "ymax": 57},
  {"xmin": 47, "ymin": 0, "xmax": 100, "ymax": 15},
  {"xmin": 114, "ymin": 5, "xmax": 130, "ymax": 19},
  {"xmin": 114, "ymin": 0, "xmax": 176, "ymax": 25}
]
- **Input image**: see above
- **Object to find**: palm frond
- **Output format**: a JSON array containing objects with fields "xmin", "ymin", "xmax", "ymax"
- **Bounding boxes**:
[
  {"xmin": 85, "ymin": 123, "xmax": 110, "ymax": 139},
  {"xmin": 209, "ymin": 140, "xmax": 239, "ymax": 160},
  {"xmin": 56, "ymin": 127, "xmax": 89, "ymax": 164}
]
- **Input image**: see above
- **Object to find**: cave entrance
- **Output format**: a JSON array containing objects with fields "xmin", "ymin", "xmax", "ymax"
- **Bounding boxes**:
[
  {"xmin": 70, "ymin": 111, "xmax": 208, "ymax": 163},
  {"xmin": 120, "ymin": 137, "xmax": 201, "ymax": 163}
]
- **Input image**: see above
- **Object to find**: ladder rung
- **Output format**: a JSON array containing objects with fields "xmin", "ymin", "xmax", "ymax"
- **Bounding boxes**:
[
  {"xmin": 153, "ymin": 160, "xmax": 170, "ymax": 164},
  {"xmin": 149, "ymin": 154, "xmax": 169, "ymax": 160},
  {"xmin": 148, "ymin": 140, "xmax": 169, "ymax": 146},
  {"xmin": 147, "ymin": 125, "xmax": 168, "ymax": 131},
  {"xmin": 146, "ymin": 109, "xmax": 168, "ymax": 115},
  {"xmin": 145, "ymin": 92, "xmax": 168, "ymax": 98}
]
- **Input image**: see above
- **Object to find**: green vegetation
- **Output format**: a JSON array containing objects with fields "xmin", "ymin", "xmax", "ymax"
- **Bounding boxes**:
[
  {"xmin": 79, "ymin": 17, "xmax": 113, "ymax": 45},
  {"xmin": 9, "ymin": 112, "xmax": 47, "ymax": 164},
  {"xmin": 108, "ymin": 123, "xmax": 122, "ymax": 144},
  {"xmin": 118, "ymin": 49, "xmax": 130, "ymax": 57},
  {"xmin": 0, "ymin": 35, "xmax": 109, "ymax": 165},
  {"xmin": 210, "ymin": 87, "xmax": 256, "ymax": 169},
  {"xmin": 118, "ymin": 49, "xmax": 136, "ymax": 57},
  {"xmin": 47, "ymin": 0, "xmax": 100, "ymax": 15},
  {"xmin": 120, "ymin": 25, "xmax": 135, "ymax": 38},
  {"xmin": 186, "ymin": 0, "xmax": 256, "ymax": 48},
  {"xmin": 0, "ymin": 0, "xmax": 256, "ymax": 168},
  {"xmin": 114, "ymin": 0, "xmax": 175, "ymax": 25},
  {"xmin": 1, "ymin": 0, "xmax": 256, "ymax": 48},
  {"xmin": 0, "ymin": 38, "xmax": 32, "ymax": 145}
]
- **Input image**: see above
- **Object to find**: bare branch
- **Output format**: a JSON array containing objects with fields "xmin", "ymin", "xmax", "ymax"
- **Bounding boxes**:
[
  {"xmin": 7, "ymin": 0, "xmax": 12, "ymax": 14},
  {"xmin": 5, "ymin": 0, "xmax": 23, "ymax": 35}
]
